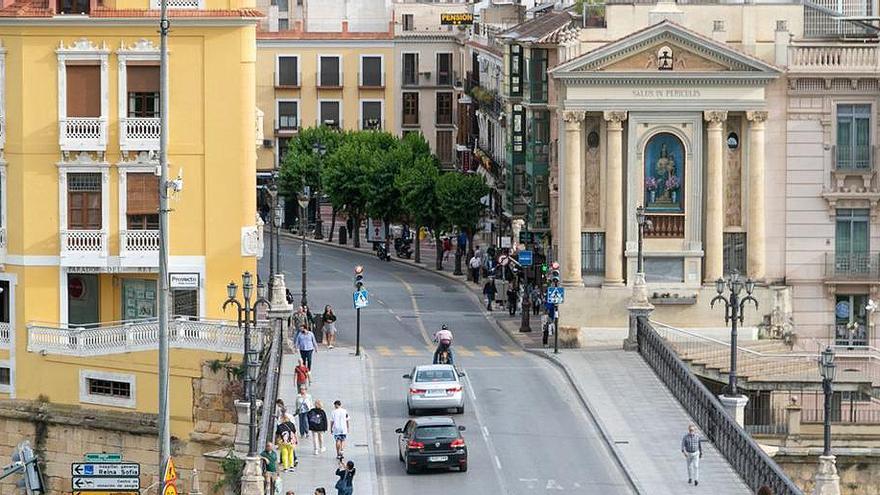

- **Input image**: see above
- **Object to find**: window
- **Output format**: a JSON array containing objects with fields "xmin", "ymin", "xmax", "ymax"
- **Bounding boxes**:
[
  {"xmin": 278, "ymin": 19, "xmax": 289, "ymax": 31},
  {"xmin": 278, "ymin": 56, "xmax": 299, "ymax": 86},
  {"xmin": 319, "ymin": 101, "xmax": 341, "ymax": 128},
  {"xmin": 436, "ymin": 130, "xmax": 453, "ymax": 164},
  {"xmin": 68, "ymin": 173, "xmax": 102, "ymax": 230},
  {"xmin": 126, "ymin": 173, "xmax": 159, "ymax": 230},
  {"xmin": 0, "ymin": 280, "xmax": 9, "ymax": 324},
  {"xmin": 437, "ymin": 53, "xmax": 452, "ymax": 86},
  {"xmin": 277, "ymin": 101, "xmax": 298, "ymax": 130},
  {"xmin": 402, "ymin": 53, "xmax": 418, "ymax": 86},
  {"xmin": 436, "ymin": 92, "xmax": 453, "ymax": 126},
  {"xmin": 361, "ymin": 101, "xmax": 382, "ymax": 130},
  {"xmin": 835, "ymin": 294, "xmax": 869, "ymax": 346},
  {"xmin": 402, "ymin": 92, "xmax": 419, "ymax": 126},
  {"xmin": 528, "ymin": 48, "xmax": 548, "ymax": 103},
  {"xmin": 402, "ymin": 13, "xmax": 414, "ymax": 31},
  {"xmin": 277, "ymin": 137, "xmax": 291, "ymax": 167},
  {"xmin": 58, "ymin": 0, "xmax": 89, "ymax": 14},
  {"xmin": 173, "ymin": 289, "xmax": 199, "ymax": 319},
  {"xmin": 360, "ymin": 56, "xmax": 383, "ymax": 87},
  {"xmin": 66, "ymin": 65, "xmax": 101, "ymax": 117},
  {"xmin": 581, "ymin": 233, "xmax": 605, "ymax": 276},
  {"xmin": 835, "ymin": 208, "xmax": 870, "ymax": 274},
  {"xmin": 126, "ymin": 66, "xmax": 159, "ymax": 118},
  {"xmin": 836, "ymin": 104, "xmax": 871, "ymax": 170},
  {"xmin": 89, "ymin": 378, "xmax": 131, "ymax": 398},
  {"xmin": 723, "ymin": 232, "xmax": 746, "ymax": 276},
  {"xmin": 122, "ymin": 278, "xmax": 157, "ymax": 320},
  {"xmin": 276, "ymin": 0, "xmax": 288, "ymax": 11},
  {"xmin": 0, "ymin": 367, "xmax": 9, "ymax": 386},
  {"xmin": 80, "ymin": 370, "xmax": 136, "ymax": 408},
  {"xmin": 319, "ymin": 56, "xmax": 341, "ymax": 87}
]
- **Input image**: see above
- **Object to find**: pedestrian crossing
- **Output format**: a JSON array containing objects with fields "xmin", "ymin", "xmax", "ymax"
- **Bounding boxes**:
[{"xmin": 366, "ymin": 344, "xmax": 526, "ymax": 358}]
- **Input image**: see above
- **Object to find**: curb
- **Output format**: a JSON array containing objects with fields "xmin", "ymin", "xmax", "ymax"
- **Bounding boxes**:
[
  {"xmin": 357, "ymin": 351, "xmax": 382, "ymax": 495},
  {"xmin": 286, "ymin": 232, "xmax": 645, "ymax": 493}
]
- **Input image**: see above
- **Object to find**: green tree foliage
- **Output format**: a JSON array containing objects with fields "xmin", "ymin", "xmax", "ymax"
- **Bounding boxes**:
[{"xmin": 436, "ymin": 172, "xmax": 490, "ymax": 244}]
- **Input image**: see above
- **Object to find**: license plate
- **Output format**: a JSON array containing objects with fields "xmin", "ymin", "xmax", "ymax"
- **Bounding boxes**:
[
  {"xmin": 426, "ymin": 390, "xmax": 446, "ymax": 397},
  {"xmin": 428, "ymin": 456, "xmax": 448, "ymax": 462}
]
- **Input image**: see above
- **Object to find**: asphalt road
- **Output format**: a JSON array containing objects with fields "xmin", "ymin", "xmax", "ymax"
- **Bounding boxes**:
[{"xmin": 265, "ymin": 236, "xmax": 634, "ymax": 495}]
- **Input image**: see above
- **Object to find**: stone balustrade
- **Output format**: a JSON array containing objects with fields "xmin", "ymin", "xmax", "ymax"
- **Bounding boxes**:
[{"xmin": 788, "ymin": 43, "xmax": 880, "ymax": 73}]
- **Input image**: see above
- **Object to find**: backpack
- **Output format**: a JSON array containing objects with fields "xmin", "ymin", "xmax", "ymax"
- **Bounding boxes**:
[{"xmin": 307, "ymin": 409, "xmax": 323, "ymax": 429}]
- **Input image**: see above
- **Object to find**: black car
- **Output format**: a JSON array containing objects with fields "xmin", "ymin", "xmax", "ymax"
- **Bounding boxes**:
[{"xmin": 396, "ymin": 416, "xmax": 467, "ymax": 474}]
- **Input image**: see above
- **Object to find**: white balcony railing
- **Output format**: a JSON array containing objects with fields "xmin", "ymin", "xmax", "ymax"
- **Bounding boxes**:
[
  {"xmin": 27, "ymin": 318, "xmax": 262, "ymax": 357},
  {"xmin": 120, "ymin": 117, "xmax": 161, "ymax": 151},
  {"xmin": 121, "ymin": 229, "xmax": 159, "ymax": 253},
  {"xmin": 59, "ymin": 117, "xmax": 108, "ymax": 152},
  {"xmin": 62, "ymin": 230, "xmax": 106, "ymax": 253},
  {"xmin": 0, "ymin": 114, "xmax": 6, "ymax": 150},
  {"xmin": 149, "ymin": 0, "xmax": 202, "ymax": 8},
  {"xmin": 0, "ymin": 322, "xmax": 10, "ymax": 349},
  {"xmin": 0, "ymin": 226, "xmax": 6, "ymax": 250},
  {"xmin": 788, "ymin": 43, "xmax": 880, "ymax": 73}
]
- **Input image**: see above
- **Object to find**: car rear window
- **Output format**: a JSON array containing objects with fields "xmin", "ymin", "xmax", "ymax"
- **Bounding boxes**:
[
  {"xmin": 415, "ymin": 426, "xmax": 458, "ymax": 440},
  {"xmin": 415, "ymin": 369, "xmax": 456, "ymax": 382}
]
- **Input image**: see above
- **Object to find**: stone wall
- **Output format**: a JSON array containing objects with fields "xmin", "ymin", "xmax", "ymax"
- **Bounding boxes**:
[
  {"xmin": 777, "ymin": 453, "xmax": 880, "ymax": 495},
  {"xmin": 0, "ymin": 361, "xmax": 239, "ymax": 495}
]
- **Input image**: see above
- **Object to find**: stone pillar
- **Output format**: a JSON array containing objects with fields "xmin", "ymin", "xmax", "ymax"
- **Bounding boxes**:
[
  {"xmin": 719, "ymin": 394, "xmax": 748, "ymax": 427},
  {"xmin": 241, "ymin": 456, "xmax": 265, "ymax": 495},
  {"xmin": 746, "ymin": 111, "xmax": 768, "ymax": 281},
  {"xmin": 704, "ymin": 111, "xmax": 727, "ymax": 282},
  {"xmin": 785, "ymin": 400, "xmax": 802, "ymax": 445},
  {"xmin": 624, "ymin": 303, "xmax": 653, "ymax": 351},
  {"xmin": 603, "ymin": 111, "xmax": 627, "ymax": 286},
  {"xmin": 268, "ymin": 273, "xmax": 293, "ymax": 347},
  {"xmin": 813, "ymin": 456, "xmax": 841, "ymax": 495},
  {"xmin": 234, "ymin": 399, "xmax": 263, "ymax": 454},
  {"xmin": 561, "ymin": 111, "xmax": 584, "ymax": 284}
]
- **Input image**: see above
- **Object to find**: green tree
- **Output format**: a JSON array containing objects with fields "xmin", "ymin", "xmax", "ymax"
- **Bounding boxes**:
[
  {"xmin": 365, "ymin": 131, "xmax": 403, "ymax": 243},
  {"xmin": 436, "ymin": 172, "xmax": 490, "ymax": 252},
  {"xmin": 396, "ymin": 155, "xmax": 445, "ymax": 269},
  {"xmin": 321, "ymin": 132, "xmax": 378, "ymax": 248},
  {"xmin": 395, "ymin": 132, "xmax": 438, "ymax": 263}
]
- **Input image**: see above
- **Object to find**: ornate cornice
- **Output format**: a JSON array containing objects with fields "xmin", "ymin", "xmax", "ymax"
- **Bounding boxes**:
[
  {"xmin": 562, "ymin": 111, "xmax": 585, "ymax": 124},
  {"xmin": 746, "ymin": 111, "xmax": 768, "ymax": 124},
  {"xmin": 603, "ymin": 111, "xmax": 628, "ymax": 124},
  {"xmin": 703, "ymin": 110, "xmax": 728, "ymax": 126}
]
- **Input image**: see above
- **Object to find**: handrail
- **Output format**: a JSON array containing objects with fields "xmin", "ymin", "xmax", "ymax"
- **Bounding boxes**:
[
  {"xmin": 257, "ymin": 319, "xmax": 283, "ymax": 450},
  {"xmin": 637, "ymin": 317, "xmax": 804, "ymax": 495}
]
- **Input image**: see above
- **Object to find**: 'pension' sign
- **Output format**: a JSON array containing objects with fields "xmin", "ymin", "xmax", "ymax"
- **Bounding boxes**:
[{"xmin": 440, "ymin": 13, "xmax": 474, "ymax": 25}]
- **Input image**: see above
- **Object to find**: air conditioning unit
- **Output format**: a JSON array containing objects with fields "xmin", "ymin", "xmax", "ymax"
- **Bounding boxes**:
[{"xmin": 263, "ymin": 139, "xmax": 274, "ymax": 149}]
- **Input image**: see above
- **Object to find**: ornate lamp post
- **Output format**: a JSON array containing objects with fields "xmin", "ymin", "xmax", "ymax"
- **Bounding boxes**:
[
  {"xmin": 297, "ymin": 187, "xmax": 311, "ymax": 307},
  {"xmin": 311, "ymin": 141, "xmax": 326, "ymax": 240},
  {"xmin": 624, "ymin": 206, "xmax": 654, "ymax": 351},
  {"xmin": 267, "ymin": 180, "xmax": 278, "ymax": 290},
  {"xmin": 222, "ymin": 272, "xmax": 270, "ymax": 457},
  {"xmin": 814, "ymin": 345, "xmax": 840, "ymax": 495}
]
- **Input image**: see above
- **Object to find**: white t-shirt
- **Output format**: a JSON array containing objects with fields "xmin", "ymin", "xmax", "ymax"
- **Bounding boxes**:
[{"xmin": 330, "ymin": 407, "xmax": 349, "ymax": 435}]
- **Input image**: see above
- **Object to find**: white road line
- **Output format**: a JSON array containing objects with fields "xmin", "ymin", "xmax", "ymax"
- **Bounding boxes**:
[
  {"xmin": 481, "ymin": 426, "xmax": 489, "ymax": 439},
  {"xmin": 494, "ymin": 455, "xmax": 502, "ymax": 470},
  {"xmin": 461, "ymin": 371, "xmax": 511, "ymax": 494},
  {"xmin": 388, "ymin": 272, "xmax": 432, "ymax": 346},
  {"xmin": 365, "ymin": 352, "xmax": 390, "ymax": 495},
  {"xmin": 467, "ymin": 379, "xmax": 478, "ymax": 402}
]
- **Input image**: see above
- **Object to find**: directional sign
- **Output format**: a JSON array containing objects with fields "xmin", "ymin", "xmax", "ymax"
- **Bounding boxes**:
[
  {"xmin": 72, "ymin": 463, "xmax": 139, "ymax": 477},
  {"xmin": 546, "ymin": 286, "xmax": 565, "ymax": 305},
  {"xmin": 164, "ymin": 457, "xmax": 178, "ymax": 483},
  {"xmin": 72, "ymin": 477, "xmax": 140, "ymax": 491},
  {"xmin": 353, "ymin": 289, "xmax": 369, "ymax": 309},
  {"xmin": 518, "ymin": 250, "xmax": 533, "ymax": 267},
  {"xmin": 84, "ymin": 453, "xmax": 122, "ymax": 463}
]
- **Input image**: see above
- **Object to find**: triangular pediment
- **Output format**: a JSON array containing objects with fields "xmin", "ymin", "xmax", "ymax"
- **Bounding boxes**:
[{"xmin": 552, "ymin": 20, "xmax": 780, "ymax": 80}]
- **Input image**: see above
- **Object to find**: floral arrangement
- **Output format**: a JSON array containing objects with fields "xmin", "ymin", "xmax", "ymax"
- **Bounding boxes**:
[
  {"xmin": 665, "ymin": 175, "xmax": 680, "ymax": 191},
  {"xmin": 645, "ymin": 177, "xmax": 658, "ymax": 191}
]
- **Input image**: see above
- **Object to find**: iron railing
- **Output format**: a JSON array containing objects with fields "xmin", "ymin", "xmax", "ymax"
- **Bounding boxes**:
[
  {"xmin": 825, "ymin": 252, "xmax": 880, "ymax": 281},
  {"xmin": 636, "ymin": 316, "xmax": 804, "ymax": 495},
  {"xmin": 256, "ymin": 318, "xmax": 283, "ymax": 450}
]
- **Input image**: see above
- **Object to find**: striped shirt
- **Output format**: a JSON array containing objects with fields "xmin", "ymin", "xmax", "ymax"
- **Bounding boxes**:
[{"xmin": 681, "ymin": 433, "xmax": 702, "ymax": 454}]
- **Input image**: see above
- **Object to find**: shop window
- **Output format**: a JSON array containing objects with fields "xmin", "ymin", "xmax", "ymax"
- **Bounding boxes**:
[
  {"xmin": 122, "ymin": 278, "xmax": 157, "ymax": 321},
  {"xmin": 173, "ymin": 289, "xmax": 199, "ymax": 319}
]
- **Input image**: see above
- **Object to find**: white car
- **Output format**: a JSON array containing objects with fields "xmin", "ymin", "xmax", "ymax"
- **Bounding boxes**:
[{"xmin": 404, "ymin": 364, "xmax": 465, "ymax": 415}]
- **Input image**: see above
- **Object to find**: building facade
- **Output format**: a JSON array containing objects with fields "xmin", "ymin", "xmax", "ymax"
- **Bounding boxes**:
[{"xmin": 0, "ymin": 0, "xmax": 261, "ymax": 437}]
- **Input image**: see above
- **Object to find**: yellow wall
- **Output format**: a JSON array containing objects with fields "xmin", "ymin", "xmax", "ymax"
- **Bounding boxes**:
[{"xmin": 256, "ymin": 41, "xmax": 397, "ymax": 171}]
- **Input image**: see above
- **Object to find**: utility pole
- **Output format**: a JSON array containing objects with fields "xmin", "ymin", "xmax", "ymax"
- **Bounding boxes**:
[{"xmin": 157, "ymin": 0, "xmax": 171, "ymax": 479}]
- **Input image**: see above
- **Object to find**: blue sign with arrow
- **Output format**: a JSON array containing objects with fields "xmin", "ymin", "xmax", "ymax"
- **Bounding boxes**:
[
  {"xmin": 546, "ymin": 286, "xmax": 565, "ymax": 305},
  {"xmin": 353, "ymin": 290, "xmax": 369, "ymax": 309}
]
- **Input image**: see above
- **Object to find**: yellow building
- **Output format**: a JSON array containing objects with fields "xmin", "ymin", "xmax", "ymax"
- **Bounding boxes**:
[
  {"xmin": 256, "ymin": 20, "xmax": 396, "ymax": 174},
  {"xmin": 0, "ymin": 0, "xmax": 261, "ymax": 437}
]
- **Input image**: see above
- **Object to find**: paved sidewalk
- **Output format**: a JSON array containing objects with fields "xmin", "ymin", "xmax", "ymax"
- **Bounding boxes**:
[
  {"xmin": 276, "ymin": 347, "xmax": 378, "ymax": 495},
  {"xmin": 550, "ymin": 348, "xmax": 751, "ymax": 495}
]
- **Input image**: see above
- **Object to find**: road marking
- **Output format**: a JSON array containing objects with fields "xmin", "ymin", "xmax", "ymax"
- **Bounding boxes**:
[
  {"xmin": 387, "ymin": 273, "xmax": 432, "ymax": 346},
  {"xmin": 401, "ymin": 345, "xmax": 421, "ymax": 356},
  {"xmin": 456, "ymin": 345, "xmax": 475, "ymax": 357},
  {"xmin": 375, "ymin": 346, "xmax": 393, "ymax": 357},
  {"xmin": 477, "ymin": 345, "xmax": 501, "ymax": 357},
  {"xmin": 461, "ymin": 371, "xmax": 510, "ymax": 493},
  {"xmin": 481, "ymin": 426, "xmax": 489, "ymax": 438},
  {"xmin": 502, "ymin": 345, "xmax": 524, "ymax": 355},
  {"xmin": 494, "ymin": 455, "xmax": 502, "ymax": 470},
  {"xmin": 364, "ymin": 352, "xmax": 390, "ymax": 495}
]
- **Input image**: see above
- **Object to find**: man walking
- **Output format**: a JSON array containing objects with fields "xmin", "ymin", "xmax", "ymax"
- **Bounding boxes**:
[
  {"xmin": 469, "ymin": 254, "xmax": 481, "ymax": 284},
  {"xmin": 681, "ymin": 424, "xmax": 703, "ymax": 486},
  {"xmin": 330, "ymin": 400, "xmax": 350, "ymax": 460},
  {"xmin": 295, "ymin": 325, "xmax": 318, "ymax": 370},
  {"xmin": 483, "ymin": 278, "xmax": 497, "ymax": 311}
]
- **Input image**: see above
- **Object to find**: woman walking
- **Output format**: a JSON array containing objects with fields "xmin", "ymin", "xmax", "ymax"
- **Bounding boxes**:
[
  {"xmin": 334, "ymin": 460, "xmax": 356, "ymax": 495},
  {"xmin": 295, "ymin": 385, "xmax": 313, "ymax": 439},
  {"xmin": 307, "ymin": 399, "xmax": 328, "ymax": 455},
  {"xmin": 322, "ymin": 305, "xmax": 338, "ymax": 349}
]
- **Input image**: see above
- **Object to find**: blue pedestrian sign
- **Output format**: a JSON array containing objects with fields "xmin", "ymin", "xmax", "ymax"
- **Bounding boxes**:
[
  {"xmin": 518, "ymin": 250, "xmax": 533, "ymax": 266},
  {"xmin": 546, "ymin": 286, "xmax": 565, "ymax": 305},
  {"xmin": 353, "ymin": 290, "xmax": 369, "ymax": 309}
]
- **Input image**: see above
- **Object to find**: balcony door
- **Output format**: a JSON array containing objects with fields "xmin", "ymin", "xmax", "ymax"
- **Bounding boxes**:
[
  {"xmin": 68, "ymin": 173, "xmax": 102, "ymax": 231},
  {"xmin": 127, "ymin": 173, "xmax": 159, "ymax": 230},
  {"xmin": 66, "ymin": 65, "xmax": 100, "ymax": 118},
  {"xmin": 836, "ymin": 104, "xmax": 871, "ymax": 170},
  {"xmin": 68, "ymin": 274, "xmax": 99, "ymax": 326},
  {"xmin": 835, "ymin": 208, "xmax": 869, "ymax": 274},
  {"xmin": 58, "ymin": 0, "xmax": 89, "ymax": 15},
  {"xmin": 127, "ymin": 66, "xmax": 160, "ymax": 118},
  {"xmin": 835, "ymin": 294, "xmax": 869, "ymax": 347}
]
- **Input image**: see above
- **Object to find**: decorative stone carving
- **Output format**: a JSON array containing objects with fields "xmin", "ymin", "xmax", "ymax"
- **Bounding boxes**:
[
  {"xmin": 57, "ymin": 38, "xmax": 109, "ymax": 53},
  {"xmin": 703, "ymin": 110, "xmax": 728, "ymax": 126},
  {"xmin": 657, "ymin": 45, "xmax": 674, "ymax": 70},
  {"xmin": 562, "ymin": 111, "xmax": 585, "ymax": 125},
  {"xmin": 724, "ymin": 117, "xmax": 743, "ymax": 227},
  {"xmin": 241, "ymin": 226, "xmax": 263, "ymax": 257},
  {"xmin": 603, "ymin": 111, "xmax": 627, "ymax": 131},
  {"xmin": 746, "ymin": 110, "xmax": 768, "ymax": 125},
  {"xmin": 124, "ymin": 38, "xmax": 158, "ymax": 52},
  {"xmin": 583, "ymin": 124, "xmax": 601, "ymax": 228}
]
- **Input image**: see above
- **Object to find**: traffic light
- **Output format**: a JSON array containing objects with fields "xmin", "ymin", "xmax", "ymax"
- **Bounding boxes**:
[
  {"xmin": 13, "ymin": 442, "xmax": 44, "ymax": 495},
  {"xmin": 549, "ymin": 261, "xmax": 560, "ymax": 286},
  {"xmin": 354, "ymin": 265, "xmax": 365, "ymax": 290},
  {"xmin": 541, "ymin": 263, "xmax": 548, "ymax": 274}
]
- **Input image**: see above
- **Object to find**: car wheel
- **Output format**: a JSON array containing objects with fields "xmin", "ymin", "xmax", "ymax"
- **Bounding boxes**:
[
  {"xmin": 405, "ymin": 461, "xmax": 418, "ymax": 474},
  {"xmin": 456, "ymin": 405, "xmax": 465, "ymax": 414},
  {"xmin": 398, "ymin": 448, "xmax": 404, "ymax": 462},
  {"xmin": 459, "ymin": 462, "xmax": 468, "ymax": 472},
  {"xmin": 408, "ymin": 406, "xmax": 416, "ymax": 416}
]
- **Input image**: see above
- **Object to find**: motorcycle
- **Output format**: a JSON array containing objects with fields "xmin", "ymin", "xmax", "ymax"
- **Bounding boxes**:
[
  {"xmin": 375, "ymin": 242, "xmax": 391, "ymax": 261},
  {"xmin": 394, "ymin": 238, "xmax": 413, "ymax": 259}
]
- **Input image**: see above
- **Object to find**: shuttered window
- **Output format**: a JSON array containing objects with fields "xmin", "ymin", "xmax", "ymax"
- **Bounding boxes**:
[
  {"xmin": 402, "ymin": 93, "xmax": 419, "ymax": 126},
  {"xmin": 436, "ymin": 92, "xmax": 453, "ymax": 126},
  {"xmin": 402, "ymin": 53, "xmax": 418, "ymax": 86},
  {"xmin": 278, "ymin": 56, "xmax": 299, "ymax": 86},
  {"xmin": 278, "ymin": 101, "xmax": 298, "ymax": 130},
  {"xmin": 66, "ymin": 65, "xmax": 101, "ymax": 118},
  {"xmin": 127, "ymin": 173, "xmax": 159, "ymax": 230},
  {"xmin": 127, "ymin": 65, "xmax": 159, "ymax": 118},
  {"xmin": 68, "ymin": 173, "xmax": 102, "ymax": 230},
  {"xmin": 436, "ymin": 130, "xmax": 453, "ymax": 164},
  {"xmin": 361, "ymin": 56, "xmax": 382, "ymax": 87},
  {"xmin": 319, "ymin": 101, "xmax": 340, "ymax": 128},
  {"xmin": 362, "ymin": 101, "xmax": 382, "ymax": 130},
  {"xmin": 436, "ymin": 53, "xmax": 452, "ymax": 85},
  {"xmin": 319, "ymin": 56, "xmax": 340, "ymax": 87}
]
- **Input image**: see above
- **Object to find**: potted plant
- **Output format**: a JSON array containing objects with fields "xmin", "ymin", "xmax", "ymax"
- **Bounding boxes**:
[{"xmin": 665, "ymin": 175, "xmax": 680, "ymax": 203}]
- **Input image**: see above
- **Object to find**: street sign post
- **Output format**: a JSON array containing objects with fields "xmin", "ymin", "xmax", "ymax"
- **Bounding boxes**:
[
  {"xmin": 72, "ymin": 463, "xmax": 139, "ymax": 477},
  {"xmin": 546, "ymin": 287, "xmax": 565, "ymax": 305},
  {"xmin": 72, "ymin": 477, "xmax": 140, "ymax": 491},
  {"xmin": 353, "ymin": 289, "xmax": 369, "ymax": 309},
  {"xmin": 163, "ymin": 457, "xmax": 177, "ymax": 483},
  {"xmin": 83, "ymin": 453, "xmax": 122, "ymax": 463},
  {"xmin": 518, "ymin": 250, "xmax": 533, "ymax": 267}
]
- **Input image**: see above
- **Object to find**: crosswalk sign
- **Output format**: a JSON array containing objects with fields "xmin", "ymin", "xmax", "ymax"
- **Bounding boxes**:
[
  {"xmin": 546, "ymin": 286, "xmax": 565, "ymax": 305},
  {"xmin": 353, "ymin": 290, "xmax": 369, "ymax": 309}
]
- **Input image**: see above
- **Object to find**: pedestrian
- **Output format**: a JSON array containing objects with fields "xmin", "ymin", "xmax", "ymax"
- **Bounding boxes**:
[
  {"xmin": 483, "ymin": 278, "xmax": 497, "ymax": 311},
  {"xmin": 275, "ymin": 399, "xmax": 286, "ymax": 429},
  {"xmin": 469, "ymin": 254, "xmax": 481, "ymax": 284},
  {"xmin": 295, "ymin": 385, "xmax": 313, "ymax": 439},
  {"xmin": 531, "ymin": 285, "xmax": 542, "ymax": 316},
  {"xmin": 334, "ymin": 460, "xmax": 355, "ymax": 495},
  {"xmin": 543, "ymin": 300, "xmax": 555, "ymax": 346},
  {"xmin": 308, "ymin": 399, "xmax": 329, "ymax": 455},
  {"xmin": 507, "ymin": 284, "xmax": 518, "ymax": 316},
  {"xmin": 681, "ymin": 424, "xmax": 703, "ymax": 486},
  {"xmin": 442, "ymin": 237, "xmax": 452, "ymax": 261},
  {"xmin": 330, "ymin": 400, "xmax": 350, "ymax": 460},
  {"xmin": 295, "ymin": 358, "xmax": 311, "ymax": 391},
  {"xmin": 291, "ymin": 306, "xmax": 308, "ymax": 345},
  {"xmin": 260, "ymin": 442, "xmax": 278, "ymax": 494},
  {"xmin": 295, "ymin": 325, "xmax": 318, "ymax": 370},
  {"xmin": 276, "ymin": 411, "xmax": 297, "ymax": 472},
  {"xmin": 322, "ymin": 305, "xmax": 338, "ymax": 349}
]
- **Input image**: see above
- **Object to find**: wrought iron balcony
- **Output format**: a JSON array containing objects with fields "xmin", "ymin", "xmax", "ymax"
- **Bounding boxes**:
[
  {"xmin": 27, "ymin": 318, "xmax": 261, "ymax": 357},
  {"xmin": 120, "ymin": 117, "xmax": 161, "ymax": 151},
  {"xmin": 825, "ymin": 252, "xmax": 880, "ymax": 281},
  {"xmin": 833, "ymin": 144, "xmax": 874, "ymax": 172},
  {"xmin": 59, "ymin": 117, "xmax": 107, "ymax": 152}
]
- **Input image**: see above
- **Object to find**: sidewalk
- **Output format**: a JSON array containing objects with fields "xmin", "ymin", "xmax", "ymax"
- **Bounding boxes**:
[{"xmin": 276, "ymin": 347, "xmax": 378, "ymax": 495}]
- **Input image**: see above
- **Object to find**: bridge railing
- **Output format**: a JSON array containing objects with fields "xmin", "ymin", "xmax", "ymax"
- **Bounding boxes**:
[{"xmin": 636, "ymin": 316, "xmax": 804, "ymax": 495}]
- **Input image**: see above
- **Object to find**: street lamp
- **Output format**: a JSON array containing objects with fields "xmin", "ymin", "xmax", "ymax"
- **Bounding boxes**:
[
  {"xmin": 635, "ymin": 205, "xmax": 652, "ymax": 274},
  {"xmin": 819, "ymin": 346, "xmax": 836, "ymax": 457},
  {"xmin": 222, "ymin": 272, "xmax": 270, "ymax": 457},
  {"xmin": 297, "ymin": 186, "xmax": 311, "ymax": 307},
  {"xmin": 267, "ymin": 179, "xmax": 280, "ymax": 290},
  {"xmin": 311, "ymin": 141, "xmax": 327, "ymax": 240},
  {"xmin": 710, "ymin": 271, "xmax": 758, "ymax": 397}
]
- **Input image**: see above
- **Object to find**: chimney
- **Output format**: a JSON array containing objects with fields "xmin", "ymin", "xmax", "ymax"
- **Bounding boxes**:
[
  {"xmin": 774, "ymin": 20, "xmax": 790, "ymax": 67},
  {"xmin": 342, "ymin": 20, "xmax": 349, "ymax": 33}
]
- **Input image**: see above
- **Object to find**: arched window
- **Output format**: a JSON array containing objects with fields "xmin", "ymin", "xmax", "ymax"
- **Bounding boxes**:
[{"xmin": 644, "ymin": 133, "xmax": 685, "ymax": 213}]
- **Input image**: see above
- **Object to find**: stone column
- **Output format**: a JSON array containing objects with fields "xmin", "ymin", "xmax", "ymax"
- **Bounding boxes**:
[
  {"xmin": 603, "ymin": 111, "xmax": 627, "ymax": 286},
  {"xmin": 704, "ymin": 111, "xmax": 727, "ymax": 282},
  {"xmin": 746, "ymin": 111, "xmax": 768, "ymax": 281},
  {"xmin": 813, "ymin": 456, "xmax": 841, "ymax": 495},
  {"xmin": 561, "ymin": 111, "xmax": 584, "ymax": 284}
]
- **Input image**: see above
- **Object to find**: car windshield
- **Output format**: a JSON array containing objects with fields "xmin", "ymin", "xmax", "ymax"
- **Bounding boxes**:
[
  {"xmin": 415, "ymin": 369, "xmax": 456, "ymax": 382},
  {"xmin": 415, "ymin": 426, "xmax": 458, "ymax": 440}
]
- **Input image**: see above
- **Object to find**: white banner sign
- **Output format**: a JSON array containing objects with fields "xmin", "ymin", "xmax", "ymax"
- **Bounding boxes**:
[{"xmin": 169, "ymin": 273, "xmax": 200, "ymax": 289}]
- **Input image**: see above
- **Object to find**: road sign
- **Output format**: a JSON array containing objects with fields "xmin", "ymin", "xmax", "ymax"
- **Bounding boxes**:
[
  {"xmin": 518, "ymin": 250, "xmax": 533, "ymax": 266},
  {"xmin": 72, "ymin": 477, "xmax": 140, "ymax": 491},
  {"xmin": 83, "ymin": 453, "xmax": 122, "ymax": 463},
  {"xmin": 547, "ymin": 286, "xmax": 565, "ymax": 305},
  {"xmin": 164, "ymin": 457, "xmax": 178, "ymax": 483},
  {"xmin": 163, "ymin": 483, "xmax": 179, "ymax": 495},
  {"xmin": 353, "ymin": 289, "xmax": 369, "ymax": 309},
  {"xmin": 72, "ymin": 463, "xmax": 139, "ymax": 477}
]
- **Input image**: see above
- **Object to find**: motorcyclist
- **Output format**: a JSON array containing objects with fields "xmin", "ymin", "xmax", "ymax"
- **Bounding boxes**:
[{"xmin": 432, "ymin": 324, "xmax": 454, "ymax": 365}]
